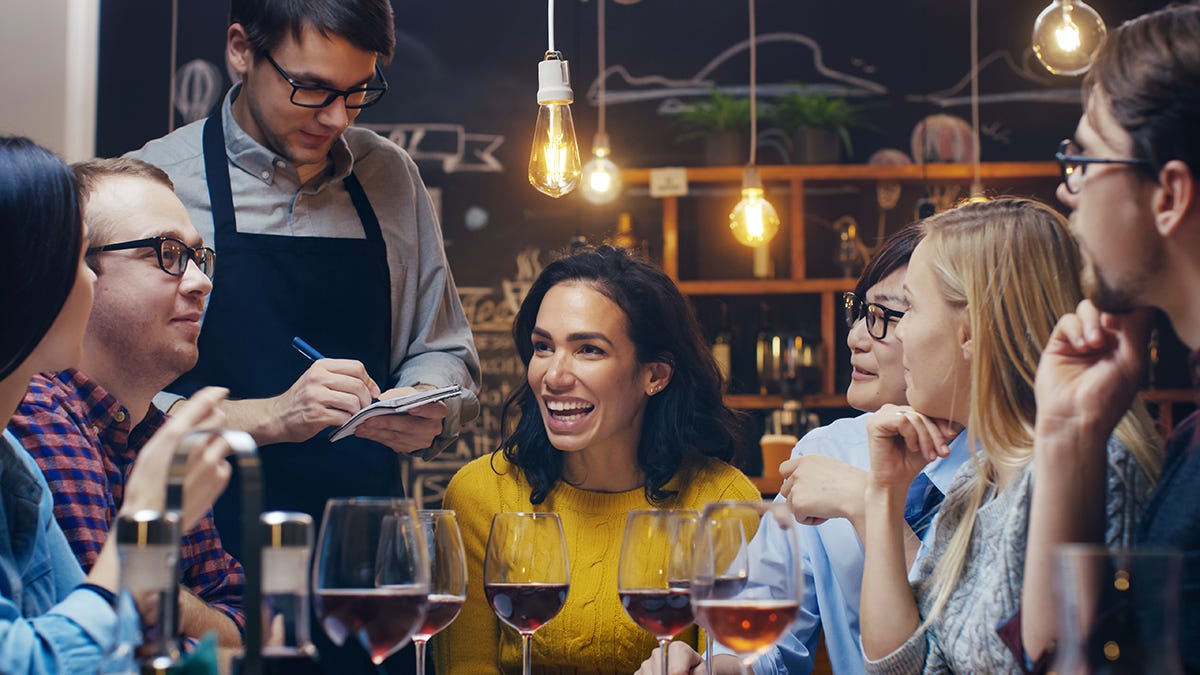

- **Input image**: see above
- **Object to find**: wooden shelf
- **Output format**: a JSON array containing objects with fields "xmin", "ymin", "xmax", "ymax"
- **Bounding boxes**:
[
  {"xmin": 622, "ymin": 161, "xmax": 1059, "ymax": 185},
  {"xmin": 1142, "ymin": 389, "xmax": 1195, "ymax": 404},
  {"xmin": 630, "ymin": 161, "xmax": 1062, "ymax": 409},
  {"xmin": 679, "ymin": 278, "xmax": 856, "ymax": 295},
  {"xmin": 724, "ymin": 393, "xmax": 850, "ymax": 410}
]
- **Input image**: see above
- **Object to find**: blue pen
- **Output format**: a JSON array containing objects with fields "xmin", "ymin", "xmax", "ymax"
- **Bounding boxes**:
[
  {"xmin": 292, "ymin": 337, "xmax": 380, "ymax": 403},
  {"xmin": 292, "ymin": 336, "xmax": 325, "ymax": 361}
]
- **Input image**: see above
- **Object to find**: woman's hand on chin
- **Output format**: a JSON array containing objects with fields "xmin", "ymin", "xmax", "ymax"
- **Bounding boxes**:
[{"xmin": 865, "ymin": 404, "xmax": 958, "ymax": 491}]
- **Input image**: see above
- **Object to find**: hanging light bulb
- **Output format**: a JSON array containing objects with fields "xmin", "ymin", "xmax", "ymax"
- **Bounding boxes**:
[
  {"xmin": 1032, "ymin": 0, "xmax": 1107, "ymax": 76},
  {"xmin": 581, "ymin": 133, "xmax": 622, "ymax": 204},
  {"xmin": 728, "ymin": 0, "xmax": 778, "ymax": 248},
  {"xmin": 729, "ymin": 167, "xmax": 780, "ymax": 247},
  {"xmin": 581, "ymin": 0, "xmax": 621, "ymax": 205},
  {"xmin": 529, "ymin": 52, "xmax": 582, "ymax": 198}
]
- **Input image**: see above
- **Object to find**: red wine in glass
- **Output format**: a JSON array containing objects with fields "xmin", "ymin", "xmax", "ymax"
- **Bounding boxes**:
[
  {"xmin": 413, "ymin": 593, "xmax": 466, "ymax": 640},
  {"xmin": 484, "ymin": 512, "xmax": 571, "ymax": 675},
  {"xmin": 412, "ymin": 510, "xmax": 468, "ymax": 675},
  {"xmin": 484, "ymin": 582, "xmax": 569, "ymax": 632},
  {"xmin": 315, "ymin": 586, "xmax": 427, "ymax": 665},
  {"xmin": 618, "ymin": 510, "xmax": 701, "ymax": 675},
  {"xmin": 619, "ymin": 587, "xmax": 695, "ymax": 639},
  {"xmin": 312, "ymin": 499, "xmax": 431, "ymax": 672}
]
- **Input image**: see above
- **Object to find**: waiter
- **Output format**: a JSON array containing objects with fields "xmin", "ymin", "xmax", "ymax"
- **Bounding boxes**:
[{"xmin": 128, "ymin": 2, "xmax": 479, "ymax": 666}]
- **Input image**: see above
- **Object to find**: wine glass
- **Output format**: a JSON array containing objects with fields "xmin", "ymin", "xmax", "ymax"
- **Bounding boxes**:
[
  {"xmin": 1053, "ymin": 545, "xmax": 1184, "ymax": 674},
  {"xmin": 484, "ymin": 512, "xmax": 570, "ymax": 675},
  {"xmin": 312, "ymin": 498, "xmax": 430, "ymax": 669},
  {"xmin": 618, "ymin": 509, "xmax": 700, "ymax": 675},
  {"xmin": 692, "ymin": 501, "xmax": 802, "ymax": 674},
  {"xmin": 411, "ymin": 509, "xmax": 468, "ymax": 675}
]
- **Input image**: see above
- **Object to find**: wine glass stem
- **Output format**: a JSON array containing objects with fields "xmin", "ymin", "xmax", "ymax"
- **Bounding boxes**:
[
  {"xmin": 659, "ymin": 638, "xmax": 671, "ymax": 674},
  {"xmin": 522, "ymin": 633, "xmax": 533, "ymax": 675},
  {"xmin": 706, "ymin": 634, "xmax": 714, "ymax": 675},
  {"xmin": 414, "ymin": 637, "xmax": 428, "ymax": 675}
]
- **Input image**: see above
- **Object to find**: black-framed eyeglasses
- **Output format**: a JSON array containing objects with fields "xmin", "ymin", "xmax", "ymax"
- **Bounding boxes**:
[
  {"xmin": 87, "ymin": 236, "xmax": 215, "ymax": 280},
  {"xmin": 842, "ymin": 292, "xmax": 905, "ymax": 340},
  {"xmin": 1055, "ymin": 138, "xmax": 1154, "ymax": 194},
  {"xmin": 262, "ymin": 52, "xmax": 388, "ymax": 109}
]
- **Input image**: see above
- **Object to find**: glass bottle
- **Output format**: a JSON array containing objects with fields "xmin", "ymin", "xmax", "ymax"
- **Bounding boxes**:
[
  {"xmin": 711, "ymin": 301, "xmax": 733, "ymax": 393},
  {"xmin": 115, "ymin": 509, "xmax": 182, "ymax": 673},
  {"xmin": 248, "ymin": 512, "xmax": 321, "ymax": 675}
]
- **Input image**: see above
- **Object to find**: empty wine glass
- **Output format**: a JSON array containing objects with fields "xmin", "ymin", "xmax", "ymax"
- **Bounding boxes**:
[
  {"xmin": 484, "ymin": 512, "xmax": 570, "ymax": 675},
  {"xmin": 312, "ymin": 498, "xmax": 430, "ymax": 670},
  {"xmin": 692, "ymin": 501, "xmax": 802, "ymax": 674},
  {"xmin": 1053, "ymin": 544, "xmax": 1184, "ymax": 674},
  {"xmin": 411, "ymin": 510, "xmax": 467, "ymax": 675},
  {"xmin": 618, "ymin": 509, "xmax": 700, "ymax": 675}
]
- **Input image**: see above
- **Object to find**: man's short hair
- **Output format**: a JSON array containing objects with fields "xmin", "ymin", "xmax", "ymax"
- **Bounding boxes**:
[
  {"xmin": 1085, "ymin": 3, "xmax": 1200, "ymax": 176},
  {"xmin": 72, "ymin": 158, "xmax": 176, "ymax": 264},
  {"xmin": 230, "ymin": 0, "xmax": 396, "ymax": 62}
]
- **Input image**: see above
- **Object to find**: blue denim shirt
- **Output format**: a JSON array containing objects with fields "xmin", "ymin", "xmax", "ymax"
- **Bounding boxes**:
[{"xmin": 0, "ymin": 429, "xmax": 126, "ymax": 674}]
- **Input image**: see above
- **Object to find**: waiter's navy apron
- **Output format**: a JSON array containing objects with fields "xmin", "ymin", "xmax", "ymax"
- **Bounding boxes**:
[
  {"xmin": 175, "ymin": 114, "xmax": 415, "ymax": 674},
  {"xmin": 173, "ymin": 114, "xmax": 401, "ymax": 556}
]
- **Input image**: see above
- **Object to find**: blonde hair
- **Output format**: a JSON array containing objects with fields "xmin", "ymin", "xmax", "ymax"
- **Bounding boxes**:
[{"xmin": 915, "ymin": 197, "xmax": 1161, "ymax": 625}]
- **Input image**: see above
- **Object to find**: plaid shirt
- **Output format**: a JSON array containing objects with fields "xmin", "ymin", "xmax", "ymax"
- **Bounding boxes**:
[{"xmin": 8, "ymin": 369, "xmax": 245, "ymax": 631}]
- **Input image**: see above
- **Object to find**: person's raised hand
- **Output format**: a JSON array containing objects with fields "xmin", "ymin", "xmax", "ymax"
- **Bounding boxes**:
[
  {"xmin": 866, "ymin": 404, "xmax": 958, "ymax": 491},
  {"xmin": 1035, "ymin": 300, "xmax": 1152, "ymax": 447},
  {"xmin": 778, "ymin": 454, "xmax": 868, "ymax": 527}
]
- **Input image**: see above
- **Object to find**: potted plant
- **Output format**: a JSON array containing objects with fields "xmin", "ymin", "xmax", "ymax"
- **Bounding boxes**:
[
  {"xmin": 676, "ymin": 88, "xmax": 753, "ymax": 166},
  {"xmin": 769, "ymin": 87, "xmax": 861, "ymax": 164}
]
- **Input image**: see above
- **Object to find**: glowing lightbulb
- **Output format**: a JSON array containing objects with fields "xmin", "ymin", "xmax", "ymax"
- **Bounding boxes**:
[
  {"xmin": 729, "ymin": 168, "xmax": 779, "ymax": 247},
  {"xmin": 581, "ymin": 133, "xmax": 622, "ymax": 204},
  {"xmin": 1032, "ymin": 0, "xmax": 1106, "ymax": 76},
  {"xmin": 529, "ymin": 54, "xmax": 582, "ymax": 198}
]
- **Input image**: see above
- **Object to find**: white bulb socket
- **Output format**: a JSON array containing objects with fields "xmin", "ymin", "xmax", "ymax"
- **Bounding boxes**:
[{"xmin": 537, "ymin": 55, "xmax": 574, "ymax": 104}]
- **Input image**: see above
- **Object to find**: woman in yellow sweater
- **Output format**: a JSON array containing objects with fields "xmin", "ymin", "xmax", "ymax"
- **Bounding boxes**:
[{"xmin": 434, "ymin": 245, "xmax": 759, "ymax": 674}]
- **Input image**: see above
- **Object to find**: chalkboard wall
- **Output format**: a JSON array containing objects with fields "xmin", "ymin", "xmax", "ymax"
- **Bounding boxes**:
[{"xmin": 96, "ymin": 0, "xmax": 1180, "ymax": 501}]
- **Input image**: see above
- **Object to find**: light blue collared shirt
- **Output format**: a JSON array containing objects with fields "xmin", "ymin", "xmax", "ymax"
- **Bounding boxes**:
[{"xmin": 710, "ymin": 413, "xmax": 969, "ymax": 674}]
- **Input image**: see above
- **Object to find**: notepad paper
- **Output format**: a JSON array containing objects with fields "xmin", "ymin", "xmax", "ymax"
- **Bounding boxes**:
[{"xmin": 329, "ymin": 384, "xmax": 463, "ymax": 442}]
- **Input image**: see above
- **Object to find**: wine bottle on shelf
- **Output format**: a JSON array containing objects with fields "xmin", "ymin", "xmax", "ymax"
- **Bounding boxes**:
[
  {"xmin": 756, "ymin": 301, "xmax": 780, "ymax": 396},
  {"xmin": 711, "ymin": 301, "xmax": 733, "ymax": 393}
]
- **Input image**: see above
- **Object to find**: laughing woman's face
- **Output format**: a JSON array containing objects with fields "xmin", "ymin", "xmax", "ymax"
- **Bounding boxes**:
[{"xmin": 527, "ymin": 282, "xmax": 657, "ymax": 461}]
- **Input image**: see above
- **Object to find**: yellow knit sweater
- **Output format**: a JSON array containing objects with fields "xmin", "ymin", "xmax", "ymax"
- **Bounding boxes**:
[{"xmin": 432, "ymin": 453, "xmax": 760, "ymax": 674}]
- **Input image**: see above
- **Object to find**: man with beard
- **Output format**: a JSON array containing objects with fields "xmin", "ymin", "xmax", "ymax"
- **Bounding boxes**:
[
  {"xmin": 1015, "ymin": 5, "xmax": 1200, "ymax": 672},
  {"xmin": 9, "ymin": 158, "xmax": 245, "ymax": 646}
]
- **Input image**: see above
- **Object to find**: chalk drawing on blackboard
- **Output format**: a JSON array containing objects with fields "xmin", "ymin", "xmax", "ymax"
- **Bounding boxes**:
[
  {"xmin": 175, "ymin": 60, "xmax": 223, "ymax": 124},
  {"xmin": 357, "ymin": 122, "xmax": 504, "ymax": 173},
  {"xmin": 403, "ymin": 247, "xmax": 545, "ymax": 509},
  {"xmin": 907, "ymin": 49, "xmax": 1079, "ymax": 109},
  {"xmin": 586, "ymin": 32, "xmax": 888, "ymax": 109}
]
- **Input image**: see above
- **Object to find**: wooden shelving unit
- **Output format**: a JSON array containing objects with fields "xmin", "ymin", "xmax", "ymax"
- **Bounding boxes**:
[{"xmin": 624, "ymin": 161, "xmax": 1060, "ymax": 406}]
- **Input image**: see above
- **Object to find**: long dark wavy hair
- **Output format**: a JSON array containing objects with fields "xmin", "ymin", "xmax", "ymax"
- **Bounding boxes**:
[
  {"xmin": 0, "ymin": 136, "xmax": 82, "ymax": 381},
  {"xmin": 498, "ymin": 245, "xmax": 742, "ymax": 505}
]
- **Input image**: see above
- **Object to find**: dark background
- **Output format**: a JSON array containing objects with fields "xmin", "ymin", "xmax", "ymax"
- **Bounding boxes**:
[{"xmin": 96, "ymin": 0, "xmax": 1188, "ymax": 479}]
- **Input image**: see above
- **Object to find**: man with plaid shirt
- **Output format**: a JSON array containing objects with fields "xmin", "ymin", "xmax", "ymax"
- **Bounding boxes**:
[{"xmin": 8, "ymin": 158, "xmax": 244, "ymax": 645}]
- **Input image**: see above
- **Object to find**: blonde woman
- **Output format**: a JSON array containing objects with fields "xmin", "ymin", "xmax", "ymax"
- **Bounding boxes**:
[{"xmin": 857, "ymin": 198, "xmax": 1160, "ymax": 673}]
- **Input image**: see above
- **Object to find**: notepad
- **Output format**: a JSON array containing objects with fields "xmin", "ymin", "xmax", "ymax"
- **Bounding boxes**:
[{"xmin": 329, "ymin": 384, "xmax": 464, "ymax": 442}]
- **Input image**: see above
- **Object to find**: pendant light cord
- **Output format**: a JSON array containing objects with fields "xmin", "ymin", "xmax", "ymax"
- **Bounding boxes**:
[
  {"xmin": 598, "ymin": 0, "xmax": 606, "ymax": 136},
  {"xmin": 749, "ymin": 0, "xmax": 758, "ymax": 166},
  {"xmin": 970, "ymin": 0, "xmax": 981, "ymax": 191},
  {"xmin": 548, "ymin": 0, "xmax": 556, "ymax": 53}
]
